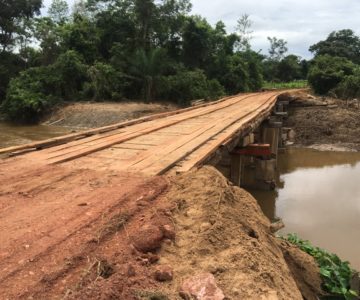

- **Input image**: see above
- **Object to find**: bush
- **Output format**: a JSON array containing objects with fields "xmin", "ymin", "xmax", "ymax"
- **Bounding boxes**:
[
  {"xmin": 221, "ymin": 54, "xmax": 249, "ymax": 94},
  {"xmin": 158, "ymin": 69, "xmax": 225, "ymax": 106},
  {"xmin": 53, "ymin": 50, "xmax": 88, "ymax": 100},
  {"xmin": 276, "ymin": 55, "xmax": 302, "ymax": 82},
  {"xmin": 0, "ymin": 52, "xmax": 25, "ymax": 103},
  {"xmin": 332, "ymin": 68, "xmax": 360, "ymax": 99},
  {"xmin": 1, "ymin": 66, "xmax": 57, "ymax": 122},
  {"xmin": 84, "ymin": 62, "xmax": 129, "ymax": 101},
  {"xmin": 284, "ymin": 234, "xmax": 358, "ymax": 299},
  {"xmin": 308, "ymin": 55, "xmax": 355, "ymax": 95}
]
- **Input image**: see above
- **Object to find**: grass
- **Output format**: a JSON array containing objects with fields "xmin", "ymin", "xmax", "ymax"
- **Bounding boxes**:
[
  {"xmin": 263, "ymin": 80, "xmax": 308, "ymax": 89},
  {"xmin": 284, "ymin": 233, "xmax": 358, "ymax": 300}
]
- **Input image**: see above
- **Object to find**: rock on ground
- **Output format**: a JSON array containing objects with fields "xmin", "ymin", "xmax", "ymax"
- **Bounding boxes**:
[{"xmin": 179, "ymin": 273, "xmax": 225, "ymax": 300}]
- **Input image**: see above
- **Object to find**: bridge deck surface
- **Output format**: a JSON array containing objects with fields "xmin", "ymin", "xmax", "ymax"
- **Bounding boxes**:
[
  {"xmin": 0, "ymin": 90, "xmax": 290, "ymax": 299},
  {"xmin": 1, "ymin": 90, "xmax": 284, "ymax": 176}
]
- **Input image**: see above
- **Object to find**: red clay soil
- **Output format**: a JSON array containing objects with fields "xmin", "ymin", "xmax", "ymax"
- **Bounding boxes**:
[
  {"xmin": 0, "ymin": 156, "xmax": 323, "ymax": 299},
  {"xmin": 0, "ymin": 156, "xmax": 173, "ymax": 299}
]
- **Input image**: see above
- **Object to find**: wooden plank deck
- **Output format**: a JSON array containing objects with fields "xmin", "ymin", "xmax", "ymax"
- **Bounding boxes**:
[{"xmin": 0, "ymin": 90, "xmax": 291, "ymax": 175}]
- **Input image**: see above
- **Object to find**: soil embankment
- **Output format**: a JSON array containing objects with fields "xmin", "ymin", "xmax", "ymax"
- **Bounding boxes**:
[
  {"xmin": 0, "ymin": 162, "xmax": 324, "ymax": 299},
  {"xmin": 282, "ymin": 91, "xmax": 360, "ymax": 151},
  {"xmin": 44, "ymin": 102, "xmax": 177, "ymax": 128}
]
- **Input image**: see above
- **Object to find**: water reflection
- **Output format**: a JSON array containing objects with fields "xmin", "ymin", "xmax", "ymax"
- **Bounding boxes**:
[
  {"xmin": 0, "ymin": 122, "xmax": 73, "ymax": 149},
  {"xmin": 249, "ymin": 148, "xmax": 360, "ymax": 270}
]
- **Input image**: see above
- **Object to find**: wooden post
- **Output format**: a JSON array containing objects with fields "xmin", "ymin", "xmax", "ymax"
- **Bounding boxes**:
[{"xmin": 230, "ymin": 153, "xmax": 242, "ymax": 187}]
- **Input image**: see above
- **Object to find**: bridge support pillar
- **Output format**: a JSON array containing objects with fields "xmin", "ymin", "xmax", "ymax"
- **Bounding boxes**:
[
  {"xmin": 261, "ymin": 126, "xmax": 280, "ymax": 158},
  {"xmin": 260, "ymin": 118, "xmax": 282, "ymax": 166},
  {"xmin": 230, "ymin": 152, "xmax": 242, "ymax": 187}
]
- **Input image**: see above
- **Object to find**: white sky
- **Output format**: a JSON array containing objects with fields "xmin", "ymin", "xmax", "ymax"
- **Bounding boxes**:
[{"xmin": 43, "ymin": 0, "xmax": 360, "ymax": 59}]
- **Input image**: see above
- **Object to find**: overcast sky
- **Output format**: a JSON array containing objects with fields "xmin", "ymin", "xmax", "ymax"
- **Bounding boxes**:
[{"xmin": 43, "ymin": 0, "xmax": 360, "ymax": 59}]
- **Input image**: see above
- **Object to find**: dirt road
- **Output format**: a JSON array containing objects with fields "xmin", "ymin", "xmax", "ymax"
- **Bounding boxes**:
[
  {"xmin": 0, "ymin": 159, "xmax": 171, "ymax": 299},
  {"xmin": 1, "ymin": 91, "xmax": 310, "ymax": 299}
]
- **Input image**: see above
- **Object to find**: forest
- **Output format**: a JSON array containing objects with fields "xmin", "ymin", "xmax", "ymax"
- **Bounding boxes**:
[{"xmin": 0, "ymin": 0, "xmax": 359, "ymax": 122}]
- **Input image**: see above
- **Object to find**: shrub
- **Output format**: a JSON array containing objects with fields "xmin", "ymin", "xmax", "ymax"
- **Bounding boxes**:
[
  {"xmin": 53, "ymin": 50, "xmax": 88, "ymax": 100},
  {"xmin": 221, "ymin": 54, "xmax": 249, "ymax": 94},
  {"xmin": 1, "ymin": 66, "xmax": 57, "ymax": 122},
  {"xmin": 332, "ymin": 68, "xmax": 360, "ymax": 99},
  {"xmin": 284, "ymin": 234, "xmax": 358, "ymax": 299},
  {"xmin": 158, "ymin": 69, "xmax": 225, "ymax": 106},
  {"xmin": 308, "ymin": 55, "xmax": 355, "ymax": 95},
  {"xmin": 85, "ymin": 62, "xmax": 129, "ymax": 101},
  {"xmin": 0, "ymin": 52, "xmax": 25, "ymax": 103}
]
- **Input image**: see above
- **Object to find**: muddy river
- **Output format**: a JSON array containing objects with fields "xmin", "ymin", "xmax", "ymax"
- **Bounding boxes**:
[
  {"xmin": 0, "ymin": 122, "xmax": 72, "ymax": 149},
  {"xmin": 251, "ymin": 148, "xmax": 360, "ymax": 271}
]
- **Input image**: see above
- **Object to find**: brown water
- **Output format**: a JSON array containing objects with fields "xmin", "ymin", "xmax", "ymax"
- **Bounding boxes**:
[
  {"xmin": 250, "ymin": 148, "xmax": 360, "ymax": 270},
  {"xmin": 0, "ymin": 122, "xmax": 73, "ymax": 149}
]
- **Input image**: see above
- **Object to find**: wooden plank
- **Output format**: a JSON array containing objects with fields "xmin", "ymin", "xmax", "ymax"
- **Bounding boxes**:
[
  {"xmin": 0, "ymin": 94, "xmax": 241, "ymax": 155},
  {"xmin": 173, "ymin": 94, "xmax": 279, "ymax": 173},
  {"xmin": 118, "ymin": 98, "xmax": 261, "ymax": 171},
  {"xmin": 132, "ymin": 95, "xmax": 270, "ymax": 175},
  {"xmin": 232, "ymin": 144, "xmax": 272, "ymax": 156},
  {"xmin": 46, "ymin": 93, "xmax": 259, "ymax": 164},
  {"xmin": 44, "ymin": 94, "xmax": 254, "ymax": 160}
]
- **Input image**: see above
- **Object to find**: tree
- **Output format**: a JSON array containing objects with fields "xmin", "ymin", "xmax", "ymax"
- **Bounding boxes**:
[
  {"xmin": 155, "ymin": 0, "xmax": 192, "ymax": 59},
  {"xmin": 61, "ymin": 14, "xmax": 100, "ymax": 64},
  {"xmin": 309, "ymin": 29, "xmax": 360, "ymax": 64},
  {"xmin": 48, "ymin": 0, "xmax": 69, "ymax": 24},
  {"xmin": 33, "ymin": 17, "xmax": 62, "ymax": 65},
  {"xmin": 86, "ymin": 62, "xmax": 127, "ymax": 100},
  {"xmin": 53, "ymin": 50, "xmax": 88, "ymax": 100},
  {"xmin": 95, "ymin": 0, "xmax": 136, "ymax": 59},
  {"xmin": 222, "ymin": 54, "xmax": 250, "ymax": 93},
  {"xmin": 134, "ymin": 0, "xmax": 157, "ymax": 49},
  {"xmin": 308, "ymin": 55, "xmax": 354, "ymax": 95},
  {"xmin": 235, "ymin": 14, "xmax": 253, "ymax": 51},
  {"xmin": 277, "ymin": 55, "xmax": 302, "ymax": 82},
  {"xmin": 158, "ymin": 68, "xmax": 224, "ymax": 106},
  {"xmin": 131, "ymin": 48, "xmax": 168, "ymax": 102},
  {"xmin": 0, "ymin": 52, "xmax": 25, "ymax": 101},
  {"xmin": 182, "ymin": 16, "xmax": 212, "ymax": 69},
  {"xmin": 333, "ymin": 67, "xmax": 360, "ymax": 99},
  {"xmin": 0, "ymin": 0, "xmax": 42, "ymax": 52},
  {"xmin": 2, "ymin": 65, "xmax": 57, "ymax": 122},
  {"xmin": 267, "ymin": 37, "xmax": 288, "ymax": 61}
]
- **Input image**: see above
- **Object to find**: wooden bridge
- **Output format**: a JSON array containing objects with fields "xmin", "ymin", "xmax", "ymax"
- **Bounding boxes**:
[
  {"xmin": 0, "ymin": 90, "xmax": 295, "ymax": 299},
  {"xmin": 0, "ymin": 90, "xmax": 290, "ymax": 176}
]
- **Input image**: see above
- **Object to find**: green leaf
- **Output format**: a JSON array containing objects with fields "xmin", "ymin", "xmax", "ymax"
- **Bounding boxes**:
[{"xmin": 320, "ymin": 268, "xmax": 331, "ymax": 278}]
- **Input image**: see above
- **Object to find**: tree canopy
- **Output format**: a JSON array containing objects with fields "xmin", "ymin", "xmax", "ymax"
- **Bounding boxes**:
[
  {"xmin": 0, "ymin": 0, "xmax": 313, "ymax": 122},
  {"xmin": 0, "ymin": 0, "xmax": 42, "ymax": 52},
  {"xmin": 309, "ymin": 29, "xmax": 360, "ymax": 64}
]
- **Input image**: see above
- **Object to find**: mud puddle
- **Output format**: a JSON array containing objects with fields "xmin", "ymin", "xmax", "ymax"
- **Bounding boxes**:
[
  {"xmin": 249, "ymin": 148, "xmax": 360, "ymax": 270},
  {"xmin": 0, "ymin": 122, "xmax": 73, "ymax": 148}
]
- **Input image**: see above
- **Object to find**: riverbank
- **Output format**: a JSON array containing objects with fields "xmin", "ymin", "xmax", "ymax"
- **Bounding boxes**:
[
  {"xmin": 283, "ymin": 91, "xmax": 360, "ymax": 152},
  {"xmin": 0, "ymin": 101, "xmax": 178, "ymax": 149},
  {"xmin": 43, "ymin": 101, "xmax": 177, "ymax": 129}
]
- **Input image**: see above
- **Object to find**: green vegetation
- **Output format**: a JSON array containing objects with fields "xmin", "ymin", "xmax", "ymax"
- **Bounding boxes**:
[
  {"xmin": 308, "ymin": 29, "xmax": 360, "ymax": 98},
  {"xmin": 1, "ymin": 1, "xmax": 359, "ymax": 123},
  {"xmin": 285, "ymin": 234, "xmax": 358, "ymax": 300},
  {"xmin": 0, "ymin": 0, "xmax": 309, "ymax": 123},
  {"xmin": 263, "ymin": 80, "xmax": 308, "ymax": 90}
]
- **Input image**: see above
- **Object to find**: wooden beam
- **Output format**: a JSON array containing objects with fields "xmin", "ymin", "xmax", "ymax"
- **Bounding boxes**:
[{"xmin": 232, "ymin": 144, "xmax": 271, "ymax": 156}]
